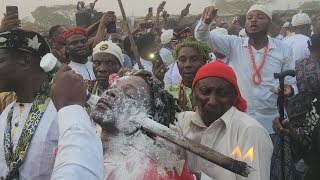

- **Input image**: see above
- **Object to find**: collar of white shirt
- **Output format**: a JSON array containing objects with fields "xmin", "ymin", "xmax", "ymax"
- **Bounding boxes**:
[
  {"xmin": 190, "ymin": 107, "xmax": 235, "ymax": 130},
  {"xmin": 242, "ymin": 36, "xmax": 277, "ymax": 50}
]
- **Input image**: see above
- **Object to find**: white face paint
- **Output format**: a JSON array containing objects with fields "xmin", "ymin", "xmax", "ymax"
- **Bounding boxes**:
[{"xmin": 91, "ymin": 76, "xmax": 152, "ymax": 134}]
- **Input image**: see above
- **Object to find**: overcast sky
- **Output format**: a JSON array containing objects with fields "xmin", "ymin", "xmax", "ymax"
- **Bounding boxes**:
[
  {"xmin": 0, "ymin": 0, "xmax": 318, "ymax": 20},
  {"xmin": 0, "ymin": 0, "xmax": 212, "ymax": 20}
]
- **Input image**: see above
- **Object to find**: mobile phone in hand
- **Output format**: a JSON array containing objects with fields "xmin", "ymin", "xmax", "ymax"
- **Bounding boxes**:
[
  {"xmin": 141, "ymin": 21, "xmax": 153, "ymax": 29},
  {"xmin": 149, "ymin": 52, "xmax": 164, "ymax": 65},
  {"xmin": 6, "ymin": 6, "xmax": 18, "ymax": 18},
  {"xmin": 107, "ymin": 21, "xmax": 117, "ymax": 33},
  {"xmin": 148, "ymin": 7, "xmax": 153, "ymax": 14},
  {"xmin": 161, "ymin": 1, "xmax": 166, "ymax": 6}
]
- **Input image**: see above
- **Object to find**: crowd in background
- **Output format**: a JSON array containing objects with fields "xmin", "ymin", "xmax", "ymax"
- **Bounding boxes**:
[{"xmin": 0, "ymin": 1, "xmax": 320, "ymax": 180}]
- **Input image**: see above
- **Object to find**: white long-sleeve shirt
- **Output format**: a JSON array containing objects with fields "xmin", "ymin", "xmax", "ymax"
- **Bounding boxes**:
[
  {"xmin": 195, "ymin": 21, "xmax": 297, "ymax": 133},
  {"xmin": 283, "ymin": 34, "xmax": 310, "ymax": 62},
  {"xmin": 69, "ymin": 61, "xmax": 96, "ymax": 80},
  {"xmin": 51, "ymin": 105, "xmax": 104, "ymax": 180}
]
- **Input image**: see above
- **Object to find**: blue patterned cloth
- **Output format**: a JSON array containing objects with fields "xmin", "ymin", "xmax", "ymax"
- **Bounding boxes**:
[
  {"xmin": 270, "ymin": 134, "xmax": 301, "ymax": 180},
  {"xmin": 296, "ymin": 58, "xmax": 320, "ymax": 93}
]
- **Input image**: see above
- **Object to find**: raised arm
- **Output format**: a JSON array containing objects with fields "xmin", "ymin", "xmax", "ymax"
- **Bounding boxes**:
[
  {"xmin": 195, "ymin": 6, "xmax": 237, "ymax": 57},
  {"xmin": 51, "ymin": 105, "xmax": 104, "ymax": 180},
  {"xmin": 93, "ymin": 11, "xmax": 116, "ymax": 48},
  {"xmin": 50, "ymin": 65, "xmax": 104, "ymax": 180}
]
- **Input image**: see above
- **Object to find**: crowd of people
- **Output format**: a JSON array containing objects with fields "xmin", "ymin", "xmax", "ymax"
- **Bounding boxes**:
[{"xmin": 0, "ymin": 1, "xmax": 320, "ymax": 180}]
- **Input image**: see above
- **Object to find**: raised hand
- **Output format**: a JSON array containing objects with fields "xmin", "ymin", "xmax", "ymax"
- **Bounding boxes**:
[
  {"xmin": 152, "ymin": 60, "xmax": 168, "ymax": 81},
  {"xmin": 180, "ymin": 4, "xmax": 191, "ymax": 18},
  {"xmin": 50, "ymin": 64, "xmax": 87, "ymax": 111},
  {"xmin": 201, "ymin": 6, "xmax": 218, "ymax": 25},
  {"xmin": 0, "ymin": 14, "xmax": 21, "ymax": 32},
  {"xmin": 100, "ymin": 11, "xmax": 116, "ymax": 27}
]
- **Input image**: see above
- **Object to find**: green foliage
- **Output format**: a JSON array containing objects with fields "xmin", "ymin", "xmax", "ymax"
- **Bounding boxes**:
[
  {"xmin": 31, "ymin": 5, "xmax": 77, "ymax": 28},
  {"xmin": 173, "ymin": 40, "xmax": 211, "ymax": 62}
]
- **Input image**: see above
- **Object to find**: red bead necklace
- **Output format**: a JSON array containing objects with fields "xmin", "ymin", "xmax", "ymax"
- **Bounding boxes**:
[{"xmin": 248, "ymin": 44, "xmax": 269, "ymax": 86}]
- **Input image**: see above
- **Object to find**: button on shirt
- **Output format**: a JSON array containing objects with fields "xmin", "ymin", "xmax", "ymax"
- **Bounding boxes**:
[
  {"xmin": 283, "ymin": 34, "xmax": 310, "ymax": 62},
  {"xmin": 165, "ymin": 107, "xmax": 273, "ymax": 180},
  {"xmin": 69, "ymin": 61, "xmax": 96, "ymax": 80},
  {"xmin": 0, "ymin": 101, "xmax": 59, "ymax": 180},
  {"xmin": 195, "ymin": 21, "xmax": 297, "ymax": 133}
]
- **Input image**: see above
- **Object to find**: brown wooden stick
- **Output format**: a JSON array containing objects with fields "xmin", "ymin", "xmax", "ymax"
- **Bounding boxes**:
[
  {"xmin": 139, "ymin": 118, "xmax": 253, "ymax": 177},
  {"xmin": 117, "ymin": 0, "xmax": 143, "ymax": 69}
]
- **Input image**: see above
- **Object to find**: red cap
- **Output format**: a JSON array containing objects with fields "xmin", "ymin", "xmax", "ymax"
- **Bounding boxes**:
[
  {"xmin": 63, "ymin": 27, "xmax": 88, "ymax": 39},
  {"xmin": 192, "ymin": 60, "xmax": 247, "ymax": 112}
]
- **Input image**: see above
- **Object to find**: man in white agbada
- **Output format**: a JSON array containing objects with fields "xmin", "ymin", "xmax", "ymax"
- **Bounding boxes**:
[
  {"xmin": 50, "ymin": 64, "xmax": 104, "ymax": 180},
  {"xmin": 160, "ymin": 29, "xmax": 182, "ymax": 87},
  {"xmin": 283, "ymin": 11, "xmax": 312, "ymax": 62},
  {"xmin": 195, "ymin": 4, "xmax": 297, "ymax": 133}
]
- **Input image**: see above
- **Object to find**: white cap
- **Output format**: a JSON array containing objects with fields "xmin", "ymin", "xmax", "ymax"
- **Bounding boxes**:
[
  {"xmin": 161, "ymin": 29, "xmax": 174, "ymax": 45},
  {"xmin": 40, "ymin": 53, "xmax": 60, "ymax": 73},
  {"xmin": 239, "ymin": 29, "xmax": 247, "ymax": 38},
  {"xmin": 283, "ymin": 22, "xmax": 290, "ymax": 28},
  {"xmin": 247, "ymin": 4, "xmax": 272, "ymax": 20},
  {"xmin": 93, "ymin": 40, "xmax": 124, "ymax": 66},
  {"xmin": 292, "ymin": 11, "xmax": 311, "ymax": 27},
  {"xmin": 211, "ymin": 27, "xmax": 228, "ymax": 35}
]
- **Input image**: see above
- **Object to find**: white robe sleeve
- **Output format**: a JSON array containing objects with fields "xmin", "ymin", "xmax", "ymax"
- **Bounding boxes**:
[
  {"xmin": 194, "ymin": 20, "xmax": 237, "ymax": 57},
  {"xmin": 50, "ymin": 105, "xmax": 104, "ymax": 180}
]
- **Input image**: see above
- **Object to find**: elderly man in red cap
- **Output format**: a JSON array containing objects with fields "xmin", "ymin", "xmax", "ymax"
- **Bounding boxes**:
[{"xmin": 164, "ymin": 61, "xmax": 273, "ymax": 180}]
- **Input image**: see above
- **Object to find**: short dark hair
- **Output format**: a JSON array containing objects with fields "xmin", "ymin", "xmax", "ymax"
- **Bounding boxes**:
[
  {"xmin": 308, "ymin": 34, "xmax": 320, "ymax": 50},
  {"xmin": 136, "ymin": 33, "xmax": 155, "ymax": 53},
  {"xmin": 123, "ymin": 36, "xmax": 137, "ymax": 59},
  {"xmin": 49, "ymin": 25, "xmax": 66, "ymax": 39}
]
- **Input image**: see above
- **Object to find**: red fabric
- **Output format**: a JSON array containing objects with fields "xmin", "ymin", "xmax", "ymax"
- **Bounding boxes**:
[
  {"xmin": 142, "ymin": 159, "xmax": 195, "ymax": 180},
  {"xmin": 63, "ymin": 27, "xmax": 88, "ymax": 39},
  {"xmin": 105, "ymin": 150, "xmax": 195, "ymax": 180},
  {"xmin": 108, "ymin": 73, "xmax": 120, "ymax": 86},
  {"xmin": 192, "ymin": 60, "xmax": 247, "ymax": 112}
]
